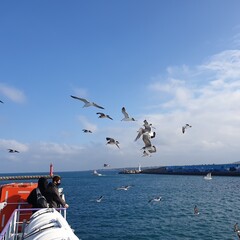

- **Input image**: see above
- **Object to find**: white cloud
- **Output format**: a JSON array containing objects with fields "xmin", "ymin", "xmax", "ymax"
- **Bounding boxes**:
[
  {"xmin": 0, "ymin": 83, "xmax": 26, "ymax": 103},
  {"xmin": 0, "ymin": 139, "xmax": 29, "ymax": 152},
  {"xmin": 144, "ymin": 49, "xmax": 240, "ymax": 166},
  {"xmin": 77, "ymin": 115, "xmax": 98, "ymax": 132}
]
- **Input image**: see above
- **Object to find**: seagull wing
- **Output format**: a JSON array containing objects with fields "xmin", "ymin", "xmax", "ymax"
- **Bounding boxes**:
[
  {"xmin": 122, "ymin": 107, "xmax": 129, "ymax": 118},
  {"xmin": 135, "ymin": 128, "xmax": 144, "ymax": 141},
  {"xmin": 182, "ymin": 126, "xmax": 185, "ymax": 134},
  {"xmin": 107, "ymin": 115, "xmax": 113, "ymax": 120},
  {"xmin": 70, "ymin": 95, "xmax": 89, "ymax": 103},
  {"xmin": 92, "ymin": 102, "xmax": 104, "ymax": 109}
]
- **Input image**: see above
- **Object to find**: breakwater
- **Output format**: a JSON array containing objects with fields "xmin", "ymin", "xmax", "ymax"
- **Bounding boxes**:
[
  {"xmin": 0, "ymin": 175, "xmax": 52, "ymax": 181},
  {"xmin": 140, "ymin": 163, "xmax": 240, "ymax": 176}
]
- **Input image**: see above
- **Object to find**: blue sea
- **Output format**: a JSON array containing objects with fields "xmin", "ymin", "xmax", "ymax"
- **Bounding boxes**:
[
  {"xmin": 57, "ymin": 170, "xmax": 240, "ymax": 240},
  {"xmin": 1, "ymin": 170, "xmax": 240, "ymax": 239}
]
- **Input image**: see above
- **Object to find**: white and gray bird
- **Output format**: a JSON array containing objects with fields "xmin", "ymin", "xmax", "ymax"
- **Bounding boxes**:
[
  {"xmin": 70, "ymin": 95, "xmax": 104, "ymax": 109},
  {"xmin": 116, "ymin": 185, "xmax": 131, "ymax": 191},
  {"xmin": 96, "ymin": 196, "xmax": 103, "ymax": 203},
  {"xmin": 148, "ymin": 196, "xmax": 162, "ymax": 203},
  {"xmin": 121, "ymin": 107, "xmax": 136, "ymax": 121},
  {"xmin": 106, "ymin": 137, "xmax": 120, "ymax": 149},
  {"xmin": 135, "ymin": 128, "xmax": 155, "ymax": 141},
  {"xmin": 96, "ymin": 112, "xmax": 113, "ymax": 120},
  {"xmin": 82, "ymin": 129, "xmax": 92, "ymax": 133},
  {"xmin": 182, "ymin": 124, "xmax": 192, "ymax": 134}
]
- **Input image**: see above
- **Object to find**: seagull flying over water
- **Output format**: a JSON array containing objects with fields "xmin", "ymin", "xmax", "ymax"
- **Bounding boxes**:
[
  {"xmin": 96, "ymin": 112, "xmax": 113, "ymax": 120},
  {"xmin": 82, "ymin": 129, "xmax": 92, "ymax": 133},
  {"xmin": 148, "ymin": 196, "xmax": 162, "ymax": 203},
  {"xmin": 116, "ymin": 185, "xmax": 131, "ymax": 191},
  {"xmin": 182, "ymin": 124, "xmax": 192, "ymax": 134},
  {"xmin": 70, "ymin": 95, "xmax": 104, "ymax": 109},
  {"xmin": 96, "ymin": 196, "xmax": 103, "ymax": 203},
  {"xmin": 8, "ymin": 149, "xmax": 19, "ymax": 153},
  {"xmin": 106, "ymin": 137, "xmax": 120, "ymax": 149},
  {"xmin": 121, "ymin": 107, "xmax": 136, "ymax": 121}
]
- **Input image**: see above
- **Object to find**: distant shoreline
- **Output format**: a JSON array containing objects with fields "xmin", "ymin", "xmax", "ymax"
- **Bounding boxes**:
[{"xmin": 120, "ymin": 163, "xmax": 240, "ymax": 176}]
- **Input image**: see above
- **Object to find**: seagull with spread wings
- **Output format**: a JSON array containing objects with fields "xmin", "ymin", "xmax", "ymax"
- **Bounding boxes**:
[
  {"xmin": 106, "ymin": 137, "xmax": 120, "ymax": 149},
  {"xmin": 82, "ymin": 129, "xmax": 92, "ymax": 133},
  {"xmin": 121, "ymin": 107, "xmax": 136, "ymax": 121},
  {"xmin": 70, "ymin": 95, "xmax": 104, "ymax": 109},
  {"xmin": 96, "ymin": 112, "xmax": 113, "ymax": 120}
]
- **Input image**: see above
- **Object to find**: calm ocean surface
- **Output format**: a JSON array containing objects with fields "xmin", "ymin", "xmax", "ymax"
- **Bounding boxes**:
[
  {"xmin": 57, "ymin": 170, "xmax": 240, "ymax": 240},
  {"xmin": 2, "ymin": 170, "xmax": 240, "ymax": 239}
]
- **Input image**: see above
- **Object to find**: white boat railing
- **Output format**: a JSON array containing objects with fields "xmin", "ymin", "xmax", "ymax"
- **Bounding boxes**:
[{"xmin": 0, "ymin": 205, "xmax": 67, "ymax": 240}]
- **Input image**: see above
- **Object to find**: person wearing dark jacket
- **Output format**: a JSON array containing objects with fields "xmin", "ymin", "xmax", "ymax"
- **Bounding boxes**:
[
  {"xmin": 27, "ymin": 177, "xmax": 48, "ymax": 209},
  {"xmin": 45, "ymin": 175, "xmax": 69, "ymax": 209}
]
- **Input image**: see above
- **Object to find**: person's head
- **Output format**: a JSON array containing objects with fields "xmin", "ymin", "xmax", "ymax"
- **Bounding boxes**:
[
  {"xmin": 52, "ymin": 175, "xmax": 61, "ymax": 186},
  {"xmin": 38, "ymin": 177, "xmax": 48, "ymax": 190}
]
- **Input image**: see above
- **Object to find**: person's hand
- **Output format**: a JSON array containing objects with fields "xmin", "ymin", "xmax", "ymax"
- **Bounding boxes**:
[{"xmin": 64, "ymin": 204, "xmax": 69, "ymax": 208}]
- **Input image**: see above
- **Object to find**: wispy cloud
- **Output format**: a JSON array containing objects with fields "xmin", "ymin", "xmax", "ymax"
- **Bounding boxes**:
[
  {"xmin": 0, "ymin": 139, "xmax": 29, "ymax": 152},
  {"xmin": 0, "ymin": 83, "xmax": 26, "ymax": 103},
  {"xmin": 77, "ymin": 115, "xmax": 98, "ymax": 132}
]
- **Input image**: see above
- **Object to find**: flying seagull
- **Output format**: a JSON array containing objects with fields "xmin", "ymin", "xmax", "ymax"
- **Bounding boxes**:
[
  {"xmin": 96, "ymin": 196, "xmax": 103, "ymax": 203},
  {"xmin": 70, "ymin": 95, "xmax": 104, "ymax": 109},
  {"xmin": 106, "ymin": 137, "xmax": 120, "ymax": 149},
  {"xmin": 82, "ymin": 129, "xmax": 92, "ymax": 133},
  {"xmin": 135, "ymin": 120, "xmax": 156, "ymax": 142},
  {"xmin": 103, "ymin": 163, "xmax": 110, "ymax": 167},
  {"xmin": 96, "ymin": 112, "xmax": 113, "ymax": 120},
  {"xmin": 182, "ymin": 124, "xmax": 192, "ymax": 134},
  {"xmin": 8, "ymin": 149, "xmax": 19, "ymax": 153},
  {"xmin": 116, "ymin": 185, "xmax": 131, "ymax": 191},
  {"xmin": 121, "ymin": 107, "xmax": 136, "ymax": 121},
  {"xmin": 148, "ymin": 196, "xmax": 162, "ymax": 203}
]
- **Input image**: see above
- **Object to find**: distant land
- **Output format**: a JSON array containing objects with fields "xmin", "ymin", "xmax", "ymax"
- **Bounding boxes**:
[{"xmin": 119, "ymin": 162, "xmax": 240, "ymax": 176}]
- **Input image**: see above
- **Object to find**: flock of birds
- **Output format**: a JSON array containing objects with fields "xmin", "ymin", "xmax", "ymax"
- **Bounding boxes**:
[
  {"xmin": 70, "ymin": 95, "xmax": 192, "ymax": 163},
  {"xmin": 70, "ymin": 95, "xmax": 161, "ymax": 160},
  {"xmin": 1, "ymin": 96, "xmax": 192, "ymax": 161},
  {"xmin": 93, "ymin": 183, "xmax": 162, "ymax": 204}
]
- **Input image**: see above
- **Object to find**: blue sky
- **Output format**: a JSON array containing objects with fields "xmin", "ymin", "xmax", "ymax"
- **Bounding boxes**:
[{"xmin": 0, "ymin": 0, "xmax": 240, "ymax": 173}]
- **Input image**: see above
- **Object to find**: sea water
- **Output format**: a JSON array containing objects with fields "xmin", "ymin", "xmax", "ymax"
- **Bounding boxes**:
[{"xmin": 57, "ymin": 170, "xmax": 240, "ymax": 240}]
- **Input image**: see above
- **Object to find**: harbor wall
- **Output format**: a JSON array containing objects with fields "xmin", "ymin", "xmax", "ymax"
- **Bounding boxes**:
[{"xmin": 140, "ymin": 163, "xmax": 240, "ymax": 176}]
